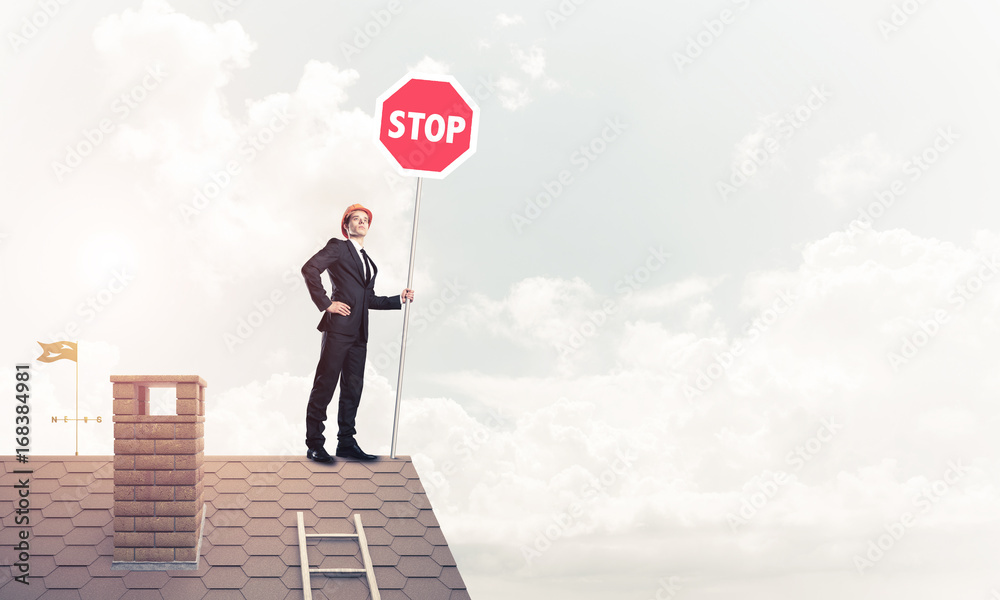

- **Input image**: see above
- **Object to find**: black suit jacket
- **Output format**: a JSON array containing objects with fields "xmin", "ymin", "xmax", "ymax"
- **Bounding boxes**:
[{"xmin": 301, "ymin": 238, "xmax": 402, "ymax": 341}]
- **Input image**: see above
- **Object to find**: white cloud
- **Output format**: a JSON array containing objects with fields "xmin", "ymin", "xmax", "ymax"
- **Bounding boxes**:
[
  {"xmin": 816, "ymin": 133, "xmax": 903, "ymax": 206},
  {"xmin": 495, "ymin": 13, "xmax": 524, "ymax": 28},
  {"xmin": 496, "ymin": 76, "xmax": 531, "ymax": 110},
  {"xmin": 421, "ymin": 227, "xmax": 1000, "ymax": 583},
  {"xmin": 511, "ymin": 44, "xmax": 546, "ymax": 79},
  {"xmin": 451, "ymin": 276, "xmax": 597, "ymax": 348},
  {"xmin": 624, "ymin": 275, "xmax": 727, "ymax": 311},
  {"xmin": 729, "ymin": 113, "xmax": 787, "ymax": 182},
  {"xmin": 408, "ymin": 55, "xmax": 450, "ymax": 76},
  {"xmin": 205, "ymin": 372, "xmax": 309, "ymax": 455}
]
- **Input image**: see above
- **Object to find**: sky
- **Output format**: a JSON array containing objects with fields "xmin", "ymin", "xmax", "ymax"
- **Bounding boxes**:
[{"xmin": 2, "ymin": 0, "xmax": 1000, "ymax": 598}]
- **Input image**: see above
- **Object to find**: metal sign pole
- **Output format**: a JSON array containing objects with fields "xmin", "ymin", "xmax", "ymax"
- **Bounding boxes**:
[{"xmin": 390, "ymin": 176, "xmax": 422, "ymax": 459}]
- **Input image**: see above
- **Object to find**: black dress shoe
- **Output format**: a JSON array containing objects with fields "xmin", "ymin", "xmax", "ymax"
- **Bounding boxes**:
[
  {"xmin": 306, "ymin": 447, "xmax": 333, "ymax": 463},
  {"xmin": 335, "ymin": 441, "xmax": 377, "ymax": 461}
]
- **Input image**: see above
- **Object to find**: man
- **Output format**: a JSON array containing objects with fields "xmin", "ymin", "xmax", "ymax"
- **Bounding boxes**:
[{"xmin": 301, "ymin": 204, "xmax": 415, "ymax": 463}]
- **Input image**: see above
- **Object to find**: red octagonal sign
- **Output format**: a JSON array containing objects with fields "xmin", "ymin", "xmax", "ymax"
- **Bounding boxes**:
[{"xmin": 374, "ymin": 73, "xmax": 480, "ymax": 179}]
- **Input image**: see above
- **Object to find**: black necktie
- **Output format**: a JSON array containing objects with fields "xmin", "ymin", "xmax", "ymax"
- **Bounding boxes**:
[{"xmin": 360, "ymin": 249, "xmax": 372, "ymax": 284}]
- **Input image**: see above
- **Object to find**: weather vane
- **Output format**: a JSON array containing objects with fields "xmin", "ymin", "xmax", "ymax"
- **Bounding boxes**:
[{"xmin": 37, "ymin": 341, "xmax": 102, "ymax": 456}]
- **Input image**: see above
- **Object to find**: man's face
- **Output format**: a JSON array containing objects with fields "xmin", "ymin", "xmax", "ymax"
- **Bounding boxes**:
[{"xmin": 346, "ymin": 211, "xmax": 369, "ymax": 237}]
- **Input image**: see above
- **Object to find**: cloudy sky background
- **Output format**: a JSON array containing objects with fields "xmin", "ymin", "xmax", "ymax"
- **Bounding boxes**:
[{"xmin": 3, "ymin": 0, "xmax": 1000, "ymax": 597}]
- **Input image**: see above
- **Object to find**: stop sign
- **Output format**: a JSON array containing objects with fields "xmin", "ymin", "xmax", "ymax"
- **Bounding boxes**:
[{"xmin": 374, "ymin": 73, "xmax": 480, "ymax": 179}]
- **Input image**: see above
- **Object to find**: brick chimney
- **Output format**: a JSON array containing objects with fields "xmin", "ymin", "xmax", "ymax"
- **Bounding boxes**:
[{"xmin": 110, "ymin": 375, "xmax": 207, "ymax": 570}]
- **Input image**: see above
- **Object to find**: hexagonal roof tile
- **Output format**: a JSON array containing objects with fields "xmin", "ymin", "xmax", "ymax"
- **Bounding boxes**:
[
  {"xmin": 364, "ymin": 526, "xmax": 394, "ymax": 547},
  {"xmin": 367, "ymin": 460, "xmax": 406, "ymax": 474},
  {"xmin": 54, "ymin": 545, "xmax": 100, "ymax": 567},
  {"xmin": 42, "ymin": 500, "xmax": 83, "ymax": 519},
  {"xmin": 404, "ymin": 478, "xmax": 427, "ymax": 494},
  {"xmin": 34, "ymin": 535, "xmax": 71, "ymax": 556},
  {"xmin": 244, "ymin": 501, "xmax": 285, "ymax": 519},
  {"xmin": 371, "ymin": 472, "xmax": 409, "ymax": 487},
  {"xmin": 424, "ymin": 527, "xmax": 448, "ymax": 546},
  {"xmin": 403, "ymin": 576, "xmax": 453, "ymax": 598},
  {"xmin": 71, "ymin": 509, "xmax": 110, "ymax": 528},
  {"xmin": 64, "ymin": 527, "xmax": 108, "ymax": 546},
  {"xmin": 431, "ymin": 546, "xmax": 459, "ymax": 568},
  {"xmin": 243, "ymin": 458, "xmax": 288, "ymax": 474},
  {"xmin": 338, "ymin": 462, "xmax": 375, "ymax": 479},
  {"xmin": 122, "ymin": 570, "xmax": 170, "ymax": 589},
  {"xmin": 158, "ymin": 575, "xmax": 210, "ymax": 599},
  {"xmin": 391, "ymin": 536, "xmax": 434, "ymax": 557},
  {"xmin": 384, "ymin": 518, "xmax": 427, "ymax": 537},
  {"xmin": 35, "ymin": 516, "xmax": 76, "ymax": 536},
  {"xmin": 368, "ymin": 545, "xmax": 401, "ymax": 567},
  {"xmin": 309, "ymin": 471, "xmax": 346, "ymax": 487},
  {"xmin": 32, "ymin": 555, "xmax": 59, "ymax": 578},
  {"xmin": 375, "ymin": 486, "xmax": 414, "ymax": 502},
  {"xmin": 79, "ymin": 576, "xmax": 129, "ymax": 600},
  {"xmin": 416, "ymin": 509, "xmax": 441, "ymax": 528},
  {"xmin": 341, "ymin": 478, "xmax": 378, "ymax": 495},
  {"xmin": 373, "ymin": 565, "xmax": 407, "ymax": 589},
  {"xmin": 209, "ymin": 508, "xmax": 252, "ymax": 529},
  {"xmin": 246, "ymin": 472, "xmax": 282, "ymax": 487},
  {"xmin": 214, "ymin": 479, "xmax": 251, "ymax": 494},
  {"xmin": 276, "ymin": 462, "xmax": 312, "ymax": 479},
  {"xmin": 215, "ymin": 463, "xmax": 252, "ymax": 480},
  {"xmin": 244, "ymin": 517, "xmax": 286, "ymax": 537},
  {"xmin": 396, "ymin": 556, "xmax": 443, "ymax": 578},
  {"xmin": 0, "ymin": 455, "xmax": 468, "ymax": 598},
  {"xmin": 344, "ymin": 493, "xmax": 383, "ymax": 510},
  {"xmin": 310, "ymin": 484, "xmax": 349, "ymax": 503},
  {"xmin": 276, "ymin": 478, "xmax": 314, "ymax": 494},
  {"xmin": 440, "ymin": 565, "xmax": 465, "ymax": 588},
  {"xmin": 277, "ymin": 544, "xmax": 302, "ymax": 567},
  {"xmin": 198, "ymin": 590, "xmax": 240, "ymax": 600},
  {"xmin": 312, "ymin": 576, "xmax": 370, "ymax": 598},
  {"xmin": 121, "ymin": 590, "xmax": 164, "ymax": 600},
  {"xmin": 240, "ymin": 555, "xmax": 288, "ymax": 578},
  {"xmin": 207, "ymin": 526, "xmax": 251, "ymax": 546},
  {"xmin": 276, "ymin": 493, "xmax": 317, "ymax": 510},
  {"xmin": 204, "ymin": 545, "xmax": 250, "ymax": 567},
  {"xmin": 33, "ymin": 478, "xmax": 63, "ymax": 494},
  {"xmin": 201, "ymin": 565, "xmax": 249, "ymax": 589},
  {"xmin": 277, "ymin": 564, "xmax": 303, "ymax": 590},
  {"xmin": 240, "ymin": 576, "xmax": 289, "ymax": 598},
  {"xmin": 79, "ymin": 492, "xmax": 114, "ymax": 510},
  {"xmin": 34, "ymin": 462, "xmax": 68, "ymax": 479},
  {"xmin": 243, "ymin": 536, "xmax": 287, "ymax": 557},
  {"xmin": 245, "ymin": 485, "xmax": 283, "ymax": 502},
  {"xmin": 380, "ymin": 500, "xmax": 421, "ymax": 519},
  {"xmin": 312, "ymin": 501, "xmax": 354, "ymax": 519},
  {"xmin": 210, "ymin": 492, "xmax": 251, "ymax": 510},
  {"xmin": 350, "ymin": 508, "xmax": 390, "ymax": 528}
]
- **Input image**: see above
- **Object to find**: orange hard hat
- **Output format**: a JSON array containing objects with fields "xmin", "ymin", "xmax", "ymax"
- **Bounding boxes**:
[{"xmin": 341, "ymin": 204, "xmax": 373, "ymax": 238}]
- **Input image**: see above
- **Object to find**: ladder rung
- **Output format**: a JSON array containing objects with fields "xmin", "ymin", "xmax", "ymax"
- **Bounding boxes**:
[
  {"xmin": 306, "ymin": 533, "xmax": 358, "ymax": 538},
  {"xmin": 310, "ymin": 568, "xmax": 366, "ymax": 576}
]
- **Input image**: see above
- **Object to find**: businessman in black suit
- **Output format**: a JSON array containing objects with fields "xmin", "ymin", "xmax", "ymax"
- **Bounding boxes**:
[{"xmin": 301, "ymin": 203, "xmax": 415, "ymax": 463}]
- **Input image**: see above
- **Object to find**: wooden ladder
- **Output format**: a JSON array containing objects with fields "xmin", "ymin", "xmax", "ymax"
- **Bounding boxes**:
[{"xmin": 296, "ymin": 511, "xmax": 381, "ymax": 600}]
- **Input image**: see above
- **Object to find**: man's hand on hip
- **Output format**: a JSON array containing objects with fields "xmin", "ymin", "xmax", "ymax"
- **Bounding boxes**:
[{"xmin": 327, "ymin": 301, "xmax": 351, "ymax": 316}]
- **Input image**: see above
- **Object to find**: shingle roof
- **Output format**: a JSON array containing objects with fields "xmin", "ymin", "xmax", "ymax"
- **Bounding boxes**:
[{"xmin": 1, "ymin": 456, "xmax": 470, "ymax": 599}]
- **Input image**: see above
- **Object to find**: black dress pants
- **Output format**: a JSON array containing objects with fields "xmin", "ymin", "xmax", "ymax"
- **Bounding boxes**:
[{"xmin": 305, "ymin": 330, "xmax": 367, "ymax": 449}]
